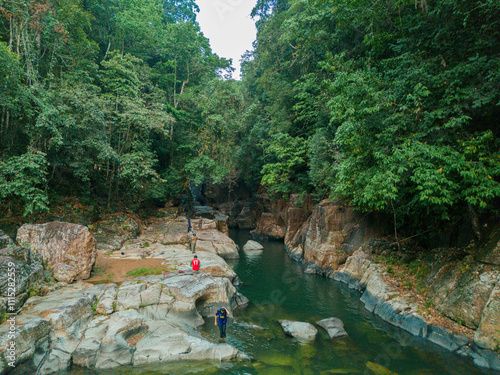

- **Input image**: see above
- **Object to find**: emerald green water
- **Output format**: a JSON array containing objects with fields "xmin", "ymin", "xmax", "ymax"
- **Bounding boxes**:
[{"xmin": 57, "ymin": 230, "xmax": 493, "ymax": 374}]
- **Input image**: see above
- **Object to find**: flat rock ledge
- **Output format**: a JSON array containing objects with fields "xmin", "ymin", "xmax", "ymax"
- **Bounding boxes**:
[
  {"xmin": 334, "ymin": 250, "xmax": 500, "ymax": 371},
  {"xmin": 0, "ymin": 272, "xmax": 249, "ymax": 374},
  {"xmin": 279, "ymin": 320, "xmax": 318, "ymax": 342}
]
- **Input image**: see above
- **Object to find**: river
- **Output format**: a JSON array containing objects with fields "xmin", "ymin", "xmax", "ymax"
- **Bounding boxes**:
[{"xmin": 65, "ymin": 230, "xmax": 492, "ymax": 375}]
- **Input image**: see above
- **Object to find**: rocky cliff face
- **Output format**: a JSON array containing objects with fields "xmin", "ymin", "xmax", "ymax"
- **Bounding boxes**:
[
  {"xmin": 250, "ymin": 194, "xmax": 315, "ymax": 241},
  {"xmin": 285, "ymin": 200, "xmax": 381, "ymax": 272},
  {"xmin": 245, "ymin": 195, "xmax": 500, "ymax": 370}
]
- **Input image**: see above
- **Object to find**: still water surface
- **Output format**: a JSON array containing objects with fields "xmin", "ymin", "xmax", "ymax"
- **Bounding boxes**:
[{"xmin": 64, "ymin": 230, "xmax": 493, "ymax": 374}]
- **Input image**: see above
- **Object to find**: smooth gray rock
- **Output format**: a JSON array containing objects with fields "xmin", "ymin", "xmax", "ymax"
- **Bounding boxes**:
[
  {"xmin": 38, "ymin": 349, "xmax": 71, "ymax": 375},
  {"xmin": 116, "ymin": 281, "xmax": 147, "ymax": 311},
  {"xmin": 93, "ymin": 284, "xmax": 117, "ymax": 315},
  {"xmin": 427, "ymin": 325, "xmax": 470, "ymax": 351},
  {"xmin": 95, "ymin": 310, "xmax": 148, "ymax": 370},
  {"xmin": 279, "ymin": 320, "xmax": 318, "ymax": 341},
  {"xmin": 242, "ymin": 240, "xmax": 263, "ymax": 252},
  {"xmin": 317, "ymin": 317, "xmax": 348, "ymax": 339},
  {"xmin": 133, "ymin": 320, "xmax": 242, "ymax": 365},
  {"xmin": 0, "ymin": 314, "xmax": 50, "ymax": 371},
  {"xmin": 73, "ymin": 316, "xmax": 110, "ymax": 368}
]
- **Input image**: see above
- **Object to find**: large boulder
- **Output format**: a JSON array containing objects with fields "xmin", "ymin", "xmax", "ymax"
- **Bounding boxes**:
[
  {"xmin": 92, "ymin": 214, "xmax": 140, "ymax": 252},
  {"xmin": 279, "ymin": 320, "xmax": 318, "ymax": 342},
  {"xmin": 17, "ymin": 222, "xmax": 96, "ymax": 283},
  {"xmin": 196, "ymin": 230, "xmax": 239, "ymax": 259}
]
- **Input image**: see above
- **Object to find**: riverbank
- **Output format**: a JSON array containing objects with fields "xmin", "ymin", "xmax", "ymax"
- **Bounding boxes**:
[
  {"xmin": 0, "ymin": 210, "xmax": 249, "ymax": 374},
  {"xmin": 333, "ymin": 249, "xmax": 500, "ymax": 370}
]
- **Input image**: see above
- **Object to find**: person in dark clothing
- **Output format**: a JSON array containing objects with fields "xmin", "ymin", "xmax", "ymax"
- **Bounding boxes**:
[
  {"xmin": 187, "ymin": 218, "xmax": 192, "ymax": 233},
  {"xmin": 215, "ymin": 307, "xmax": 230, "ymax": 339}
]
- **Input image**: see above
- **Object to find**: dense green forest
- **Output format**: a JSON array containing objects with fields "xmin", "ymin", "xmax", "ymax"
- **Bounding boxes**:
[
  {"xmin": 242, "ymin": 0, "xmax": 500, "ymax": 237},
  {"xmin": 0, "ymin": 0, "xmax": 245, "ymax": 215},
  {"xmin": 1, "ymin": 0, "xmax": 499, "ymax": 239}
]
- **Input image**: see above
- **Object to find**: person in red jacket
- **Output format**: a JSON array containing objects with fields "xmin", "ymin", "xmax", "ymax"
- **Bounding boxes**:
[{"xmin": 190, "ymin": 255, "xmax": 200, "ymax": 271}]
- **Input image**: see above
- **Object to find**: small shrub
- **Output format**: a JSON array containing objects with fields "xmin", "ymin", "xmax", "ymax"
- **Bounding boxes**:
[{"xmin": 126, "ymin": 267, "xmax": 167, "ymax": 278}]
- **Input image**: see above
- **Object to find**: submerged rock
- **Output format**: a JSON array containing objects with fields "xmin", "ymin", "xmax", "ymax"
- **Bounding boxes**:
[
  {"xmin": 279, "ymin": 320, "xmax": 318, "ymax": 342},
  {"xmin": 316, "ymin": 318, "xmax": 348, "ymax": 339},
  {"xmin": 365, "ymin": 361, "xmax": 399, "ymax": 375}
]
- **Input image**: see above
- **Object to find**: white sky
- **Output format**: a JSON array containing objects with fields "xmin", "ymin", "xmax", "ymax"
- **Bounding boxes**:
[{"xmin": 196, "ymin": 0, "xmax": 258, "ymax": 79}]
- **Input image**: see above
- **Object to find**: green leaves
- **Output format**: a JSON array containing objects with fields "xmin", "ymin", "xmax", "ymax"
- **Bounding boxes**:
[
  {"xmin": 242, "ymin": 0, "xmax": 500, "ymax": 234},
  {"xmin": 261, "ymin": 133, "xmax": 308, "ymax": 196},
  {"xmin": 0, "ymin": 151, "xmax": 49, "ymax": 216}
]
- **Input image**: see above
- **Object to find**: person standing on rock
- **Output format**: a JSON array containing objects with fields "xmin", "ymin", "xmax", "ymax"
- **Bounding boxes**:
[
  {"xmin": 198, "ymin": 216, "xmax": 203, "ymax": 230},
  {"xmin": 190, "ymin": 255, "xmax": 200, "ymax": 271},
  {"xmin": 215, "ymin": 306, "xmax": 230, "ymax": 339},
  {"xmin": 189, "ymin": 229, "xmax": 197, "ymax": 252},
  {"xmin": 187, "ymin": 218, "xmax": 192, "ymax": 233}
]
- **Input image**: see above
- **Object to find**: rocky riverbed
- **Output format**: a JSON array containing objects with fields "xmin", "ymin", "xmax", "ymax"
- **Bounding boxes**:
[{"xmin": 0, "ymin": 210, "xmax": 249, "ymax": 374}]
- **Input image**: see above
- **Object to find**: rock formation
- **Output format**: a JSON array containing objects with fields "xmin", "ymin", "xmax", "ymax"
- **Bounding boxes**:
[
  {"xmin": 316, "ymin": 317, "xmax": 348, "ymax": 339},
  {"xmin": 286, "ymin": 200, "xmax": 379, "ymax": 271},
  {"xmin": 17, "ymin": 222, "xmax": 96, "ymax": 283},
  {"xmin": 279, "ymin": 320, "xmax": 318, "ymax": 342},
  {"xmin": 0, "ymin": 272, "xmax": 248, "ymax": 374},
  {"xmin": 334, "ymin": 249, "xmax": 500, "ymax": 371}
]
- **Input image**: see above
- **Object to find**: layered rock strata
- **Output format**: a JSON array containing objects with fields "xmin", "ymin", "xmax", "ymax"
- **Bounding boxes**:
[{"xmin": 334, "ymin": 250, "xmax": 500, "ymax": 371}]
